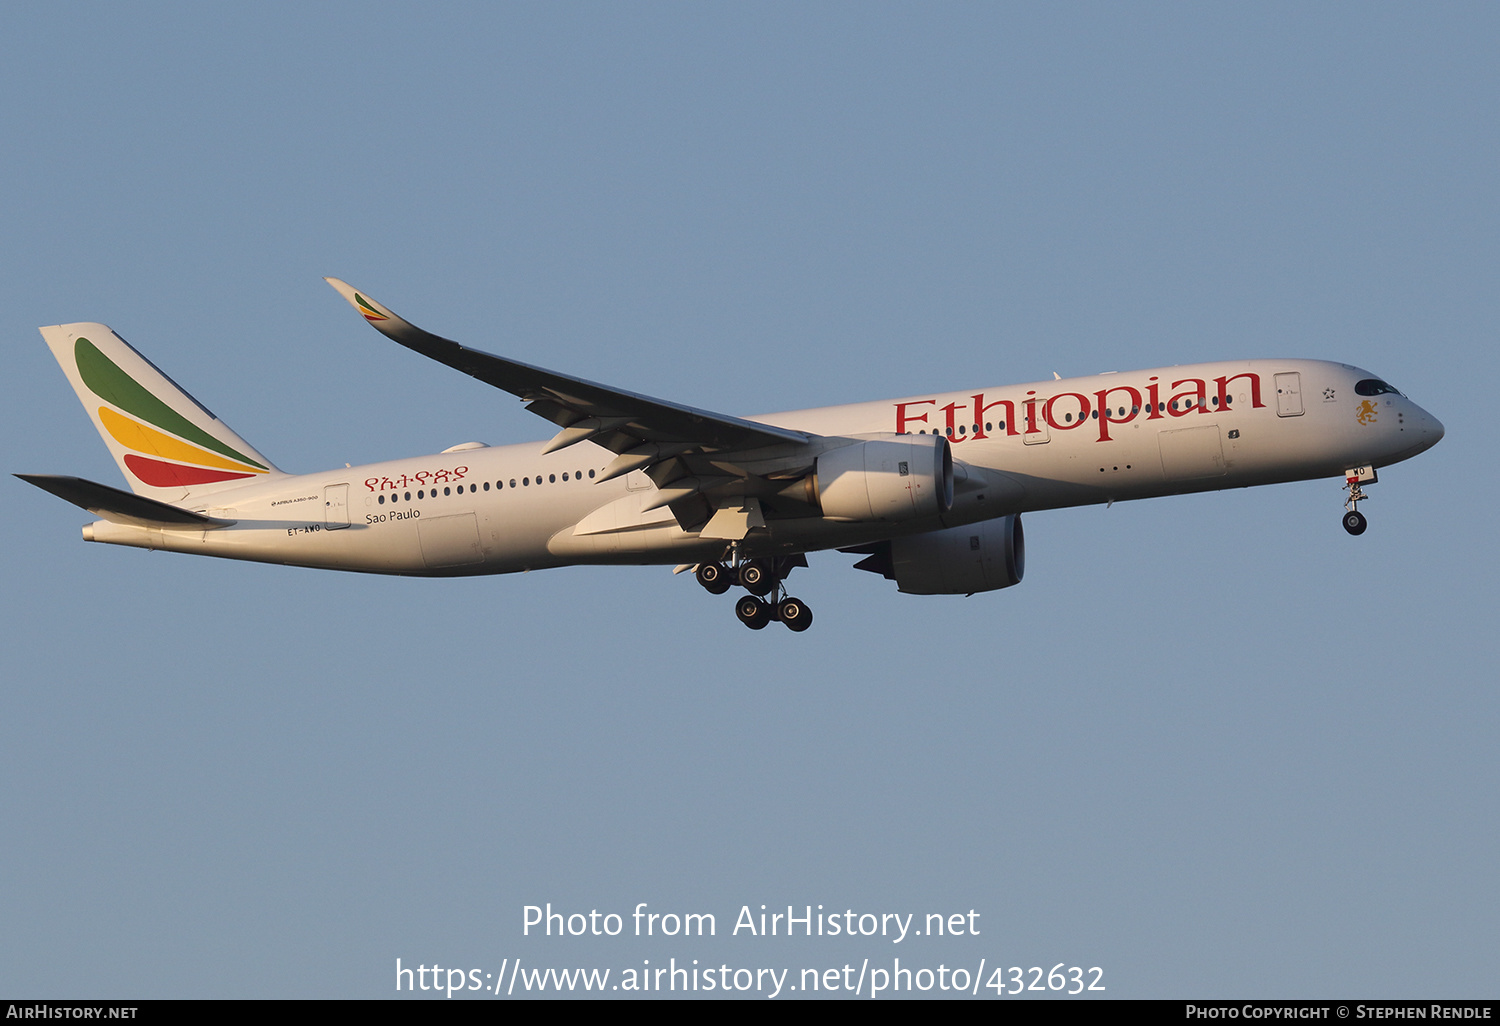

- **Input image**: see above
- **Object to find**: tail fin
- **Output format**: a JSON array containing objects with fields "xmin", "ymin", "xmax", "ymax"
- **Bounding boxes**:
[{"xmin": 39, "ymin": 322, "xmax": 283, "ymax": 502}]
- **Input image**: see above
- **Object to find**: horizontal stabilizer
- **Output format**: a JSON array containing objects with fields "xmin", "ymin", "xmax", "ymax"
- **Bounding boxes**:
[{"xmin": 16, "ymin": 474, "xmax": 235, "ymax": 529}]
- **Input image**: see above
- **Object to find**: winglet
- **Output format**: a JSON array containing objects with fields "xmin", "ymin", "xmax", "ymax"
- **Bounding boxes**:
[{"xmin": 323, "ymin": 278, "xmax": 417, "ymax": 338}]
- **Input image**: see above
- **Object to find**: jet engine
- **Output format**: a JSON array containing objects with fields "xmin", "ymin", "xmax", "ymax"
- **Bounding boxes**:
[
  {"xmin": 852, "ymin": 514, "xmax": 1025, "ymax": 595},
  {"xmin": 813, "ymin": 434, "xmax": 953, "ymax": 522}
]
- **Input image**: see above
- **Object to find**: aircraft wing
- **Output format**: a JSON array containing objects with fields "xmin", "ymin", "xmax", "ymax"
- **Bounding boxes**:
[{"xmin": 324, "ymin": 279, "xmax": 808, "ymax": 477}]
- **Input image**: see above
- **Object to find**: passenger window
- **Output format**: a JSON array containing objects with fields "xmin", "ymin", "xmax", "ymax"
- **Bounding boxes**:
[{"xmin": 549, "ymin": 474, "xmax": 556, "ymax": 483}]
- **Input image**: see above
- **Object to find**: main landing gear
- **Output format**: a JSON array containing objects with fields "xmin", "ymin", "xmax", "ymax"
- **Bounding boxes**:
[
  {"xmin": 734, "ymin": 591, "xmax": 813, "ymax": 632},
  {"xmin": 694, "ymin": 561, "xmax": 734, "ymax": 594},
  {"xmin": 1342, "ymin": 468, "xmax": 1374, "ymax": 536},
  {"xmin": 697, "ymin": 554, "xmax": 814, "ymax": 632}
]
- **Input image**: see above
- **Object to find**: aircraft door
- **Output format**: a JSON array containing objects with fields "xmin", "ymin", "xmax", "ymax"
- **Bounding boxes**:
[
  {"xmin": 324, "ymin": 483, "xmax": 350, "ymax": 529},
  {"xmin": 1275, "ymin": 373, "xmax": 1304, "ymax": 417},
  {"xmin": 1022, "ymin": 404, "xmax": 1050, "ymax": 444}
]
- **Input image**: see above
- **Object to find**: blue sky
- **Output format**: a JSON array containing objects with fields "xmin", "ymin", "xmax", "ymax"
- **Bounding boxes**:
[{"xmin": 2, "ymin": 3, "xmax": 1495, "ymax": 998}]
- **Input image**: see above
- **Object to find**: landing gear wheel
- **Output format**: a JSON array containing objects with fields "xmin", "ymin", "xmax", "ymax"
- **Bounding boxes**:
[
  {"xmin": 1343, "ymin": 510, "xmax": 1368, "ymax": 536},
  {"xmin": 777, "ymin": 597, "xmax": 813, "ymax": 632},
  {"xmin": 734, "ymin": 595, "xmax": 772, "ymax": 630},
  {"xmin": 737, "ymin": 559, "xmax": 776, "ymax": 596},
  {"xmin": 696, "ymin": 562, "xmax": 732, "ymax": 595}
]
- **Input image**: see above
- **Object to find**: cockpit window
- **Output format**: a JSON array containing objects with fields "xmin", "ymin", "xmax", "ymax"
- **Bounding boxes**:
[{"xmin": 1355, "ymin": 379, "xmax": 1402, "ymax": 397}]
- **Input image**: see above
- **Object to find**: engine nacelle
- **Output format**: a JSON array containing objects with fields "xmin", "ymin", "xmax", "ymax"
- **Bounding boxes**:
[
  {"xmin": 885, "ymin": 514, "xmax": 1025, "ymax": 595},
  {"xmin": 814, "ymin": 434, "xmax": 953, "ymax": 522}
]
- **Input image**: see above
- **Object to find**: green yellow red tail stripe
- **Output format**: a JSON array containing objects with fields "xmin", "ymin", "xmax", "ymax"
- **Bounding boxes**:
[
  {"xmin": 75, "ymin": 337, "xmax": 268, "ymax": 470},
  {"xmin": 74, "ymin": 335, "xmax": 269, "ymax": 486}
]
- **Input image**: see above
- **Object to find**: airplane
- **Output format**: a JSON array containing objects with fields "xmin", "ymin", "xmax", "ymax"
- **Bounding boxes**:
[{"xmin": 17, "ymin": 279, "xmax": 1445, "ymax": 632}]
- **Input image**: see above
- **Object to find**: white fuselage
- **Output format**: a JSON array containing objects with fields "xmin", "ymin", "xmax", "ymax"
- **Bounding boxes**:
[{"xmin": 82, "ymin": 359, "xmax": 1444, "ymax": 575}]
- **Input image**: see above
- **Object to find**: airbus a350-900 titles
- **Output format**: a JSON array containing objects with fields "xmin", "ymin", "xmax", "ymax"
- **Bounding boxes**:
[{"xmin": 18, "ymin": 279, "xmax": 1444, "ymax": 632}]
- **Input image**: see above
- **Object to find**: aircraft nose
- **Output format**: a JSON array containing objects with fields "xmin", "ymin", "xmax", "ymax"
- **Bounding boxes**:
[
  {"xmin": 1414, "ymin": 406, "xmax": 1444, "ymax": 452},
  {"xmin": 1429, "ymin": 413, "xmax": 1445, "ymax": 444},
  {"xmin": 1384, "ymin": 401, "xmax": 1444, "ymax": 464}
]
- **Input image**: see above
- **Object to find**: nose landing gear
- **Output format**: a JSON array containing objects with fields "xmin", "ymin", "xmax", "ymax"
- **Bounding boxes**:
[{"xmin": 1342, "ymin": 467, "xmax": 1375, "ymax": 536}]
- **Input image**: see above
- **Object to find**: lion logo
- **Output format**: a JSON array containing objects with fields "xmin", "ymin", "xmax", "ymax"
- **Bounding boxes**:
[{"xmin": 1356, "ymin": 400, "xmax": 1379, "ymax": 426}]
